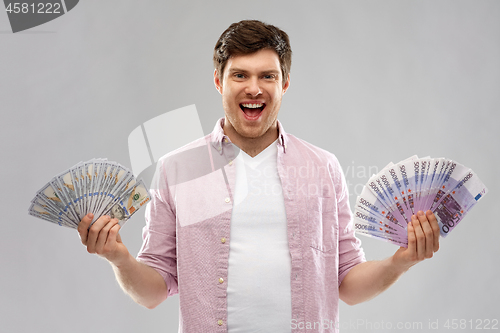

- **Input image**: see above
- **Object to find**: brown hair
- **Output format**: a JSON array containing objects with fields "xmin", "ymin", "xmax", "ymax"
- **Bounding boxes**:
[{"xmin": 213, "ymin": 20, "xmax": 292, "ymax": 87}]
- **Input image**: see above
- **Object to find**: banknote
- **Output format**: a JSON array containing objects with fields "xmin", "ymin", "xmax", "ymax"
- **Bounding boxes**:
[
  {"xmin": 28, "ymin": 159, "xmax": 151, "ymax": 229},
  {"xmin": 103, "ymin": 179, "xmax": 151, "ymax": 226},
  {"xmin": 354, "ymin": 156, "xmax": 488, "ymax": 247},
  {"xmin": 354, "ymin": 186, "xmax": 403, "ymax": 228},
  {"xmin": 353, "ymin": 210, "xmax": 407, "ymax": 239},
  {"xmin": 434, "ymin": 170, "xmax": 487, "ymax": 236},
  {"xmin": 354, "ymin": 229, "xmax": 408, "ymax": 247}
]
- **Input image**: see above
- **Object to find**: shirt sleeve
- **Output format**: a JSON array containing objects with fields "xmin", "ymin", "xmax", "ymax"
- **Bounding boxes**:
[
  {"xmin": 136, "ymin": 158, "xmax": 179, "ymax": 297},
  {"xmin": 334, "ymin": 158, "xmax": 366, "ymax": 286}
]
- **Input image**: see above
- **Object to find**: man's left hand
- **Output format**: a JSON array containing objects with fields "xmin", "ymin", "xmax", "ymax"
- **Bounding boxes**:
[{"xmin": 392, "ymin": 210, "xmax": 440, "ymax": 272}]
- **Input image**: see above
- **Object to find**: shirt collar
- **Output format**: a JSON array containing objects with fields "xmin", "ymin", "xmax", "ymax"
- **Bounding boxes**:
[{"xmin": 210, "ymin": 117, "xmax": 288, "ymax": 154}]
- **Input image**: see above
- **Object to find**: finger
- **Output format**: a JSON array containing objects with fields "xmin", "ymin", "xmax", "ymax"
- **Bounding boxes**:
[
  {"xmin": 417, "ymin": 210, "xmax": 434, "ymax": 259},
  {"xmin": 77, "ymin": 213, "xmax": 94, "ymax": 245},
  {"xmin": 95, "ymin": 218, "xmax": 120, "ymax": 255},
  {"xmin": 86, "ymin": 215, "xmax": 112, "ymax": 254},
  {"xmin": 105, "ymin": 223, "xmax": 121, "ymax": 252},
  {"xmin": 115, "ymin": 230, "xmax": 122, "ymax": 243},
  {"xmin": 412, "ymin": 212, "xmax": 426, "ymax": 261},
  {"xmin": 426, "ymin": 210, "xmax": 440, "ymax": 252},
  {"xmin": 407, "ymin": 220, "xmax": 417, "ymax": 256}
]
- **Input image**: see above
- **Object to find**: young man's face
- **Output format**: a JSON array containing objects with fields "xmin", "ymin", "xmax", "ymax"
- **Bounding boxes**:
[{"xmin": 214, "ymin": 48, "xmax": 290, "ymax": 142}]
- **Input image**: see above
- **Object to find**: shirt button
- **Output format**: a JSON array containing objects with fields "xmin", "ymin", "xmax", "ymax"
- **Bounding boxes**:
[
  {"xmin": 229, "ymin": 160, "xmax": 233, "ymax": 166},
  {"xmin": 225, "ymin": 197, "xmax": 230, "ymax": 203},
  {"xmin": 219, "ymin": 277, "xmax": 224, "ymax": 284},
  {"xmin": 221, "ymin": 237, "xmax": 226, "ymax": 244},
  {"xmin": 224, "ymin": 138, "xmax": 229, "ymax": 143},
  {"xmin": 218, "ymin": 320, "xmax": 223, "ymax": 326}
]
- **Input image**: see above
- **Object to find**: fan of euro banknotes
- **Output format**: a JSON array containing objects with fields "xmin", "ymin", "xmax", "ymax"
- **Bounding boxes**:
[
  {"xmin": 353, "ymin": 155, "xmax": 488, "ymax": 247},
  {"xmin": 28, "ymin": 158, "xmax": 151, "ymax": 229}
]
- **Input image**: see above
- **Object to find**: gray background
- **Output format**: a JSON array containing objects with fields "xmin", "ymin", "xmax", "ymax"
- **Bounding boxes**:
[{"xmin": 1, "ymin": 1, "xmax": 499, "ymax": 332}]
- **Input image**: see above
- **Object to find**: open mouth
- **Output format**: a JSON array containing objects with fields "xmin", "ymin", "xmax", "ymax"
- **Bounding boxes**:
[{"xmin": 240, "ymin": 103, "xmax": 265, "ymax": 119}]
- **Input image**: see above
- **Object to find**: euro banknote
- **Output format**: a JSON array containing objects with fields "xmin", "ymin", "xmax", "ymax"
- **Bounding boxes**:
[{"xmin": 353, "ymin": 156, "xmax": 487, "ymax": 247}]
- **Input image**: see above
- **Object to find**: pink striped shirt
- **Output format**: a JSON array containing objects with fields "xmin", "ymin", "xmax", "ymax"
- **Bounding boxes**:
[{"xmin": 137, "ymin": 118, "xmax": 366, "ymax": 332}]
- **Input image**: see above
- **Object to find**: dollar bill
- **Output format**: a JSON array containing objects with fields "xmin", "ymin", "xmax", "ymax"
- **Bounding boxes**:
[
  {"xmin": 103, "ymin": 179, "xmax": 151, "ymax": 225},
  {"xmin": 29, "ymin": 159, "xmax": 151, "ymax": 229}
]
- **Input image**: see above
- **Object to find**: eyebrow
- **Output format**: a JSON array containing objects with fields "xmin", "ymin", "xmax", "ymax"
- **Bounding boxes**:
[{"xmin": 228, "ymin": 68, "xmax": 280, "ymax": 75}]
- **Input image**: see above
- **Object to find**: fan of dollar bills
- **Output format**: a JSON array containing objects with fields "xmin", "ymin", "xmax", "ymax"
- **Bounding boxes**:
[
  {"xmin": 353, "ymin": 155, "xmax": 488, "ymax": 247},
  {"xmin": 28, "ymin": 158, "xmax": 151, "ymax": 229}
]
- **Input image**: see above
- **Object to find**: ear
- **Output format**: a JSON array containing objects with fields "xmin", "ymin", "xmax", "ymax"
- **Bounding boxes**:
[
  {"xmin": 214, "ymin": 69, "xmax": 223, "ymax": 94},
  {"xmin": 282, "ymin": 73, "xmax": 290, "ymax": 94}
]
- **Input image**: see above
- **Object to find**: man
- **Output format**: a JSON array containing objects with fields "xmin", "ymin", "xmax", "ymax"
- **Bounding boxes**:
[{"xmin": 78, "ymin": 20, "xmax": 440, "ymax": 332}]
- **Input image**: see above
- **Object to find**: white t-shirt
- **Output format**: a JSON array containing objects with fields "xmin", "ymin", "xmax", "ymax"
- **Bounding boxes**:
[{"xmin": 227, "ymin": 140, "xmax": 292, "ymax": 332}]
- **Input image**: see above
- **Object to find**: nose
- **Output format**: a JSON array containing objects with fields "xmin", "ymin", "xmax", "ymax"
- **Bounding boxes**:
[{"xmin": 244, "ymin": 77, "xmax": 262, "ymax": 97}]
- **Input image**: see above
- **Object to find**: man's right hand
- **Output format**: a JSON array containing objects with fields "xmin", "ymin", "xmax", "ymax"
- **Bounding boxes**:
[
  {"xmin": 77, "ymin": 213, "xmax": 168, "ymax": 309},
  {"xmin": 77, "ymin": 213, "xmax": 130, "ymax": 266}
]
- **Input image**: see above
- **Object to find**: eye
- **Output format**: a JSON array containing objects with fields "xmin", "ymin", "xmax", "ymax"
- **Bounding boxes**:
[
  {"xmin": 234, "ymin": 73, "xmax": 245, "ymax": 79},
  {"xmin": 263, "ymin": 74, "xmax": 276, "ymax": 80}
]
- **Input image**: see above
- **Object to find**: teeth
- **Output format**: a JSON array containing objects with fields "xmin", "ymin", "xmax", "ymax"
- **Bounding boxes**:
[{"xmin": 241, "ymin": 103, "xmax": 263, "ymax": 108}]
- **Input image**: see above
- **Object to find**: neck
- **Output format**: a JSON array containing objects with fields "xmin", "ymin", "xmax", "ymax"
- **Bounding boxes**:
[{"xmin": 223, "ymin": 118, "xmax": 278, "ymax": 157}]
